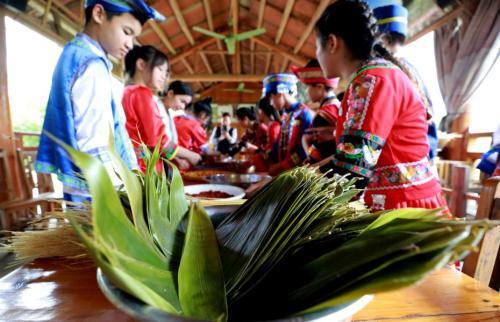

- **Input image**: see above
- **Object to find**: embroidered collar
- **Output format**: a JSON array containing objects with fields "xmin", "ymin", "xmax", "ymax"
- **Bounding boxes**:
[
  {"xmin": 76, "ymin": 33, "xmax": 113, "ymax": 71},
  {"xmin": 348, "ymin": 58, "xmax": 398, "ymax": 84}
]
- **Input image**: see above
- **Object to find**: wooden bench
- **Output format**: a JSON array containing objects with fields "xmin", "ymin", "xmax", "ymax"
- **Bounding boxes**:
[
  {"xmin": 0, "ymin": 148, "xmax": 60, "ymax": 230},
  {"xmin": 462, "ymin": 176, "xmax": 500, "ymax": 290}
]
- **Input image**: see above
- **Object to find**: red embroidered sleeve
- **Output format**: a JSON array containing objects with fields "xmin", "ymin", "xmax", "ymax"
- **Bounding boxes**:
[{"xmin": 333, "ymin": 73, "xmax": 398, "ymax": 177}]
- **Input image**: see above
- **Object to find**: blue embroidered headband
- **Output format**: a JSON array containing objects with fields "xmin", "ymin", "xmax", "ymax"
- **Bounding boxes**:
[
  {"xmin": 373, "ymin": 4, "xmax": 408, "ymax": 37},
  {"xmin": 262, "ymin": 73, "xmax": 298, "ymax": 97},
  {"xmin": 86, "ymin": 0, "xmax": 165, "ymax": 23}
]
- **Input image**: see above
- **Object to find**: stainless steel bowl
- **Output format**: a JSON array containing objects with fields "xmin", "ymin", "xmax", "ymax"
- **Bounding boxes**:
[
  {"xmin": 97, "ymin": 268, "xmax": 372, "ymax": 322},
  {"xmin": 204, "ymin": 173, "xmax": 272, "ymax": 188}
]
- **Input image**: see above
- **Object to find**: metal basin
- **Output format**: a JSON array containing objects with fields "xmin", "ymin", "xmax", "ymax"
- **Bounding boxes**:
[
  {"xmin": 97, "ymin": 268, "xmax": 372, "ymax": 322},
  {"xmin": 205, "ymin": 173, "xmax": 272, "ymax": 188}
]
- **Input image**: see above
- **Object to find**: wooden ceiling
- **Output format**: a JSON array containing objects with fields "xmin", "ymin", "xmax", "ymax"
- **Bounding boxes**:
[{"xmin": 4, "ymin": 0, "xmax": 458, "ymax": 95}]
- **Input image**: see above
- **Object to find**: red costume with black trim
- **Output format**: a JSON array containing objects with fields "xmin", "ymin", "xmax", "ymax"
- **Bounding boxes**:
[
  {"xmin": 269, "ymin": 102, "xmax": 314, "ymax": 175},
  {"xmin": 266, "ymin": 121, "xmax": 281, "ymax": 153},
  {"xmin": 122, "ymin": 85, "xmax": 178, "ymax": 171},
  {"xmin": 332, "ymin": 58, "xmax": 447, "ymax": 211},
  {"xmin": 307, "ymin": 100, "xmax": 340, "ymax": 162},
  {"xmin": 174, "ymin": 114, "xmax": 208, "ymax": 154}
]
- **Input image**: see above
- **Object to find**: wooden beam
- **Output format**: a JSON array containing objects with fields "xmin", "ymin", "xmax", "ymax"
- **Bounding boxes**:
[
  {"xmin": 202, "ymin": 50, "xmax": 272, "ymax": 55},
  {"xmin": 199, "ymin": 52, "xmax": 213, "ymax": 74},
  {"xmin": 79, "ymin": 0, "xmax": 84, "ymax": 26},
  {"xmin": 140, "ymin": 2, "xmax": 202, "ymax": 38},
  {"xmin": 42, "ymin": 0, "xmax": 53, "ymax": 25},
  {"xmin": 50, "ymin": 0, "xmax": 82, "ymax": 26},
  {"xmin": 265, "ymin": 53, "xmax": 272, "ymax": 74},
  {"xmin": 4, "ymin": 4, "xmax": 68, "ymax": 45},
  {"xmin": 181, "ymin": 58, "xmax": 203, "ymax": 89},
  {"xmin": 294, "ymin": 0, "xmax": 330, "ymax": 54},
  {"xmin": 253, "ymin": 37, "xmax": 307, "ymax": 66},
  {"xmin": 202, "ymin": 0, "xmax": 229, "ymax": 74},
  {"xmin": 30, "ymin": 0, "xmax": 79, "ymax": 34},
  {"xmin": 407, "ymin": 6, "xmax": 463, "ymax": 44},
  {"xmin": 181, "ymin": 58, "xmax": 194, "ymax": 74},
  {"xmin": 169, "ymin": 0, "xmax": 195, "ymax": 45},
  {"xmin": 231, "ymin": 0, "xmax": 241, "ymax": 74},
  {"xmin": 234, "ymin": 42, "xmax": 241, "ymax": 74},
  {"xmin": 280, "ymin": 58, "xmax": 289, "ymax": 72},
  {"xmin": 170, "ymin": 37, "xmax": 218, "ymax": 64},
  {"xmin": 257, "ymin": 0, "xmax": 267, "ymax": 28},
  {"xmin": 251, "ymin": 0, "xmax": 267, "ymax": 74},
  {"xmin": 0, "ymin": 7, "xmax": 23, "ymax": 198},
  {"xmin": 148, "ymin": 20, "xmax": 176, "ymax": 54},
  {"xmin": 275, "ymin": 0, "xmax": 295, "ymax": 44},
  {"xmin": 172, "ymin": 74, "xmax": 267, "ymax": 82}
]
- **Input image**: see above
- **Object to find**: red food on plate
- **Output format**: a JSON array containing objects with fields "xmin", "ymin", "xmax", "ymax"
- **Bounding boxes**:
[{"xmin": 188, "ymin": 190, "xmax": 234, "ymax": 199}]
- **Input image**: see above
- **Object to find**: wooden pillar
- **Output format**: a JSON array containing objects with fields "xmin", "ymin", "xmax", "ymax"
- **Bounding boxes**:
[
  {"xmin": 448, "ymin": 109, "xmax": 470, "ymax": 161},
  {"xmin": 448, "ymin": 164, "xmax": 469, "ymax": 218},
  {"xmin": 0, "ymin": 9, "xmax": 22, "ymax": 200}
]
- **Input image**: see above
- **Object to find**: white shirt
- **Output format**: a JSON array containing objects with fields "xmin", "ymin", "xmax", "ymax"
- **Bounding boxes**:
[
  {"xmin": 155, "ymin": 97, "xmax": 178, "ymax": 144},
  {"xmin": 209, "ymin": 126, "xmax": 238, "ymax": 146},
  {"xmin": 68, "ymin": 34, "xmax": 132, "ymax": 194}
]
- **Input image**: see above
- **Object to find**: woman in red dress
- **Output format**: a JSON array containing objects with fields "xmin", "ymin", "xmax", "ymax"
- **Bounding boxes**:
[
  {"xmin": 121, "ymin": 46, "xmax": 201, "ymax": 171},
  {"xmin": 236, "ymin": 106, "xmax": 267, "ymax": 152},
  {"xmin": 174, "ymin": 97, "xmax": 212, "ymax": 154},
  {"xmin": 292, "ymin": 59, "xmax": 341, "ymax": 163},
  {"xmin": 315, "ymin": 0, "xmax": 448, "ymax": 212},
  {"xmin": 250, "ymin": 97, "xmax": 282, "ymax": 172}
]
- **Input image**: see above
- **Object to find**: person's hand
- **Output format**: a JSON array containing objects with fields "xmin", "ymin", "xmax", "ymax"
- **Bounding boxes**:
[
  {"xmin": 187, "ymin": 152, "xmax": 202, "ymax": 165},
  {"xmin": 174, "ymin": 157, "xmax": 190, "ymax": 170}
]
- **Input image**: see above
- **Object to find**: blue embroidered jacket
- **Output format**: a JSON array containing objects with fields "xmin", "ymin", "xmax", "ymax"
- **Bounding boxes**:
[{"xmin": 35, "ymin": 34, "xmax": 136, "ymax": 193}]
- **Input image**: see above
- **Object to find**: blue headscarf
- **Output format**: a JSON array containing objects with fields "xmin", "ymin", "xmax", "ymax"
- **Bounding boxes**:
[
  {"xmin": 262, "ymin": 73, "xmax": 298, "ymax": 97},
  {"xmin": 373, "ymin": 4, "xmax": 408, "ymax": 37},
  {"xmin": 85, "ymin": 0, "xmax": 165, "ymax": 23}
]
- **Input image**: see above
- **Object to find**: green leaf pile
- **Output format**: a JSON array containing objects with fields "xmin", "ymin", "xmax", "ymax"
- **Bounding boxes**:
[{"xmin": 60, "ymin": 139, "xmax": 497, "ymax": 322}]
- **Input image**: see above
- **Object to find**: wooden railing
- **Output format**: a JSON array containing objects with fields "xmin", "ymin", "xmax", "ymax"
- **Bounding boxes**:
[
  {"xmin": 14, "ymin": 131, "xmax": 40, "ymax": 150},
  {"xmin": 437, "ymin": 160, "xmax": 480, "ymax": 218}
]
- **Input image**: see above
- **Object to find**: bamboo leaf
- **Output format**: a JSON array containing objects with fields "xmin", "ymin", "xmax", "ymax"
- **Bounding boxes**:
[
  {"xmin": 361, "ymin": 208, "xmax": 442, "ymax": 232},
  {"xmin": 56, "ymin": 135, "xmax": 166, "ymax": 268},
  {"xmin": 300, "ymin": 250, "xmax": 454, "ymax": 314},
  {"xmin": 67, "ymin": 214, "xmax": 180, "ymax": 314},
  {"xmin": 106, "ymin": 133, "xmax": 151, "ymax": 246},
  {"xmin": 179, "ymin": 203, "xmax": 227, "ymax": 321},
  {"xmin": 167, "ymin": 160, "xmax": 189, "ymax": 228},
  {"xmin": 98, "ymin": 242, "xmax": 181, "ymax": 312}
]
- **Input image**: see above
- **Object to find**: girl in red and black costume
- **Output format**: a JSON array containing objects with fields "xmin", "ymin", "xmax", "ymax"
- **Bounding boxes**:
[
  {"xmin": 236, "ymin": 106, "xmax": 265, "ymax": 152},
  {"xmin": 315, "ymin": 0, "xmax": 448, "ymax": 212},
  {"xmin": 175, "ymin": 97, "xmax": 212, "ymax": 154},
  {"xmin": 292, "ymin": 59, "xmax": 341, "ymax": 163}
]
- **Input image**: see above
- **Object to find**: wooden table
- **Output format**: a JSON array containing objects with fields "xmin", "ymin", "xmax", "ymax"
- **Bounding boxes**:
[{"xmin": 0, "ymin": 260, "xmax": 498, "ymax": 321}]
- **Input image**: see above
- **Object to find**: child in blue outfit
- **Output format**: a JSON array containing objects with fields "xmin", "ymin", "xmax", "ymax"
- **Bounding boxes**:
[
  {"xmin": 263, "ymin": 74, "xmax": 314, "ymax": 176},
  {"xmin": 35, "ymin": 0, "xmax": 165, "ymax": 202}
]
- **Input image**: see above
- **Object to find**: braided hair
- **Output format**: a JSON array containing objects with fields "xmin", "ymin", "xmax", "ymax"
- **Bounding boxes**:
[{"xmin": 315, "ymin": 0, "xmax": 429, "ymax": 110}]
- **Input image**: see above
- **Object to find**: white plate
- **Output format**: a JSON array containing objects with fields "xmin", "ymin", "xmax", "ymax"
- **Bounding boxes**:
[{"xmin": 184, "ymin": 184, "xmax": 245, "ymax": 201}]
